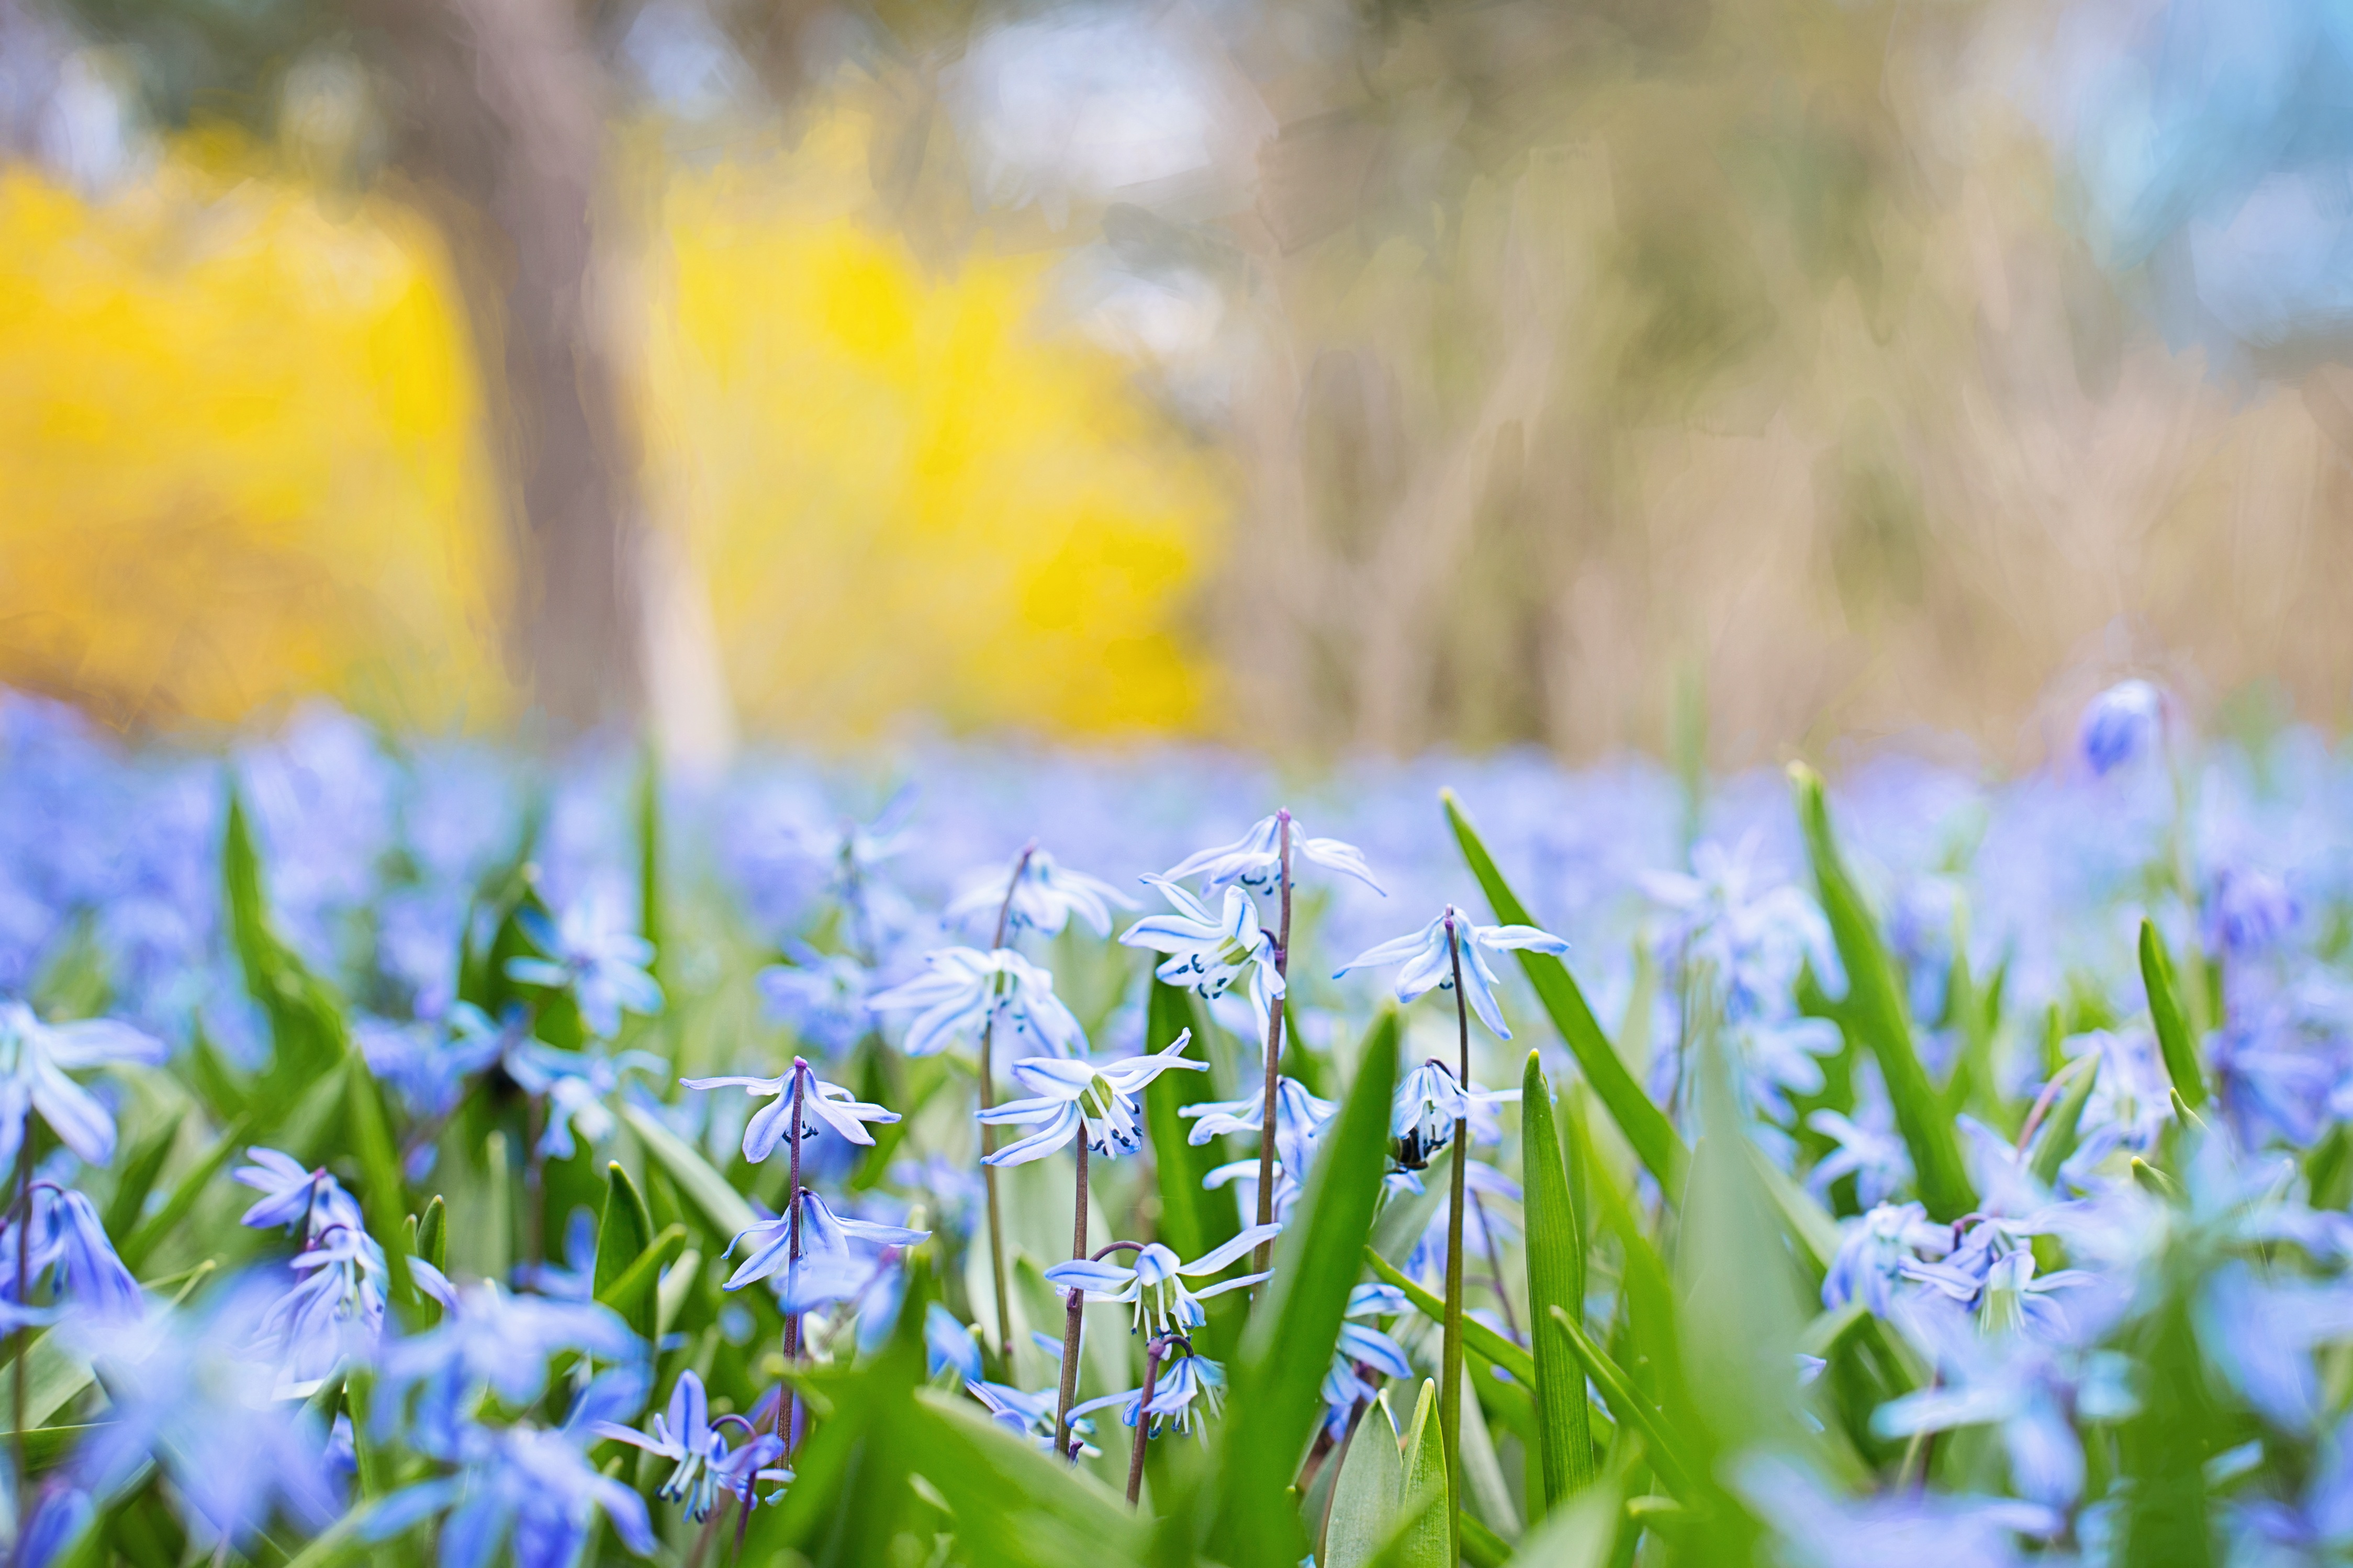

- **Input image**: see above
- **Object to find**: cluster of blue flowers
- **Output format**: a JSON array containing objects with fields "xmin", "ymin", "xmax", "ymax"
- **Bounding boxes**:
[{"xmin": 1, "ymin": 677, "xmax": 2350, "ymax": 1566}]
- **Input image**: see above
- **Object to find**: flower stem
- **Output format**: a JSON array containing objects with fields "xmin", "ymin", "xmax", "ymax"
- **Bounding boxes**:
[
  {"xmin": 778, "ymin": 1082, "xmax": 805, "ymax": 1457},
  {"xmin": 979, "ymin": 842, "xmax": 1035, "ymax": 1364},
  {"xmin": 1253, "ymin": 811, "xmax": 1293, "ymax": 1275},
  {"xmin": 1127, "ymin": 1332, "xmax": 1187, "ymax": 1506},
  {"xmin": 1470, "ymin": 1187, "xmax": 1519, "ymax": 1340},
  {"xmin": 1052, "ymin": 1137, "xmax": 1091, "ymax": 1463},
  {"xmin": 1442, "ymin": 914, "xmax": 1470, "ymax": 1568},
  {"xmin": 10, "ymin": 1136, "xmax": 27, "ymax": 1524}
]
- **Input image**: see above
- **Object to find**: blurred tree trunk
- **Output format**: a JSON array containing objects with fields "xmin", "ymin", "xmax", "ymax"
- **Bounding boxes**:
[{"xmin": 366, "ymin": 0, "xmax": 641, "ymax": 727}]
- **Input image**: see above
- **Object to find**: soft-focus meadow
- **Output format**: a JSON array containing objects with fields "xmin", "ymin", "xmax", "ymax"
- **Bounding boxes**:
[{"xmin": 10, "ymin": 0, "xmax": 2353, "ymax": 1564}]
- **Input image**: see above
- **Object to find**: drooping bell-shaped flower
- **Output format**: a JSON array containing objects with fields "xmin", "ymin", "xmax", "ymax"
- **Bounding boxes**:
[
  {"xmin": 975, "ymin": 1031, "xmax": 1208, "ymax": 1166},
  {"xmin": 1336, "ymin": 907, "xmax": 1567, "ymax": 1040},
  {"xmin": 1042, "ymin": 1225, "xmax": 1280, "ymax": 1335}
]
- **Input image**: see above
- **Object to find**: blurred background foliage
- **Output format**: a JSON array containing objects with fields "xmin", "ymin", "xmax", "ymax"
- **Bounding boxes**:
[{"xmin": 2, "ymin": 0, "xmax": 2348, "ymax": 760}]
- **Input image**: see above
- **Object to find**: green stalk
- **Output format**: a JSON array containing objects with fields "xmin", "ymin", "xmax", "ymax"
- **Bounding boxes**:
[
  {"xmin": 1441, "ymin": 914, "xmax": 1471, "ymax": 1566},
  {"xmin": 1052, "ymin": 1137, "xmax": 1090, "ymax": 1463}
]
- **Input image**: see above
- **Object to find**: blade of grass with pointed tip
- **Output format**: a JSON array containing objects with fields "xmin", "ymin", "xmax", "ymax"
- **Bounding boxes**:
[
  {"xmin": 417, "ymin": 1193, "xmax": 448, "ymax": 1274},
  {"xmin": 593, "ymin": 1163, "xmax": 655, "ymax": 1299},
  {"xmin": 1443, "ymin": 791, "xmax": 1687, "ymax": 1193},
  {"xmin": 1789, "ymin": 764, "xmax": 1974, "ymax": 1221},
  {"xmin": 595, "ymin": 1224, "xmax": 687, "ymax": 1336},
  {"xmin": 1215, "ymin": 1009, "xmax": 1400, "ymax": 1567},
  {"xmin": 1324, "ymin": 1397, "xmax": 1403, "ymax": 1568},
  {"xmin": 2140, "ymin": 920, "xmax": 2206, "ymax": 1109},
  {"xmin": 1143, "ymin": 978, "xmax": 1233, "ymax": 1264},
  {"xmin": 619, "ymin": 1100, "xmax": 757, "ymax": 1243},
  {"xmin": 118, "ymin": 1114, "xmax": 251, "ymax": 1274},
  {"xmin": 1521, "ymin": 1052, "xmax": 1596, "ymax": 1509},
  {"xmin": 2031, "ymin": 1058, "xmax": 2101, "ymax": 1188},
  {"xmin": 1372, "ymin": 1380, "xmax": 1452, "ymax": 1568}
]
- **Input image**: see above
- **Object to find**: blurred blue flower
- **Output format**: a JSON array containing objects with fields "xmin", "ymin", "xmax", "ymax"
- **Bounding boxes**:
[
  {"xmin": 0, "ymin": 999, "xmax": 165, "ymax": 1169},
  {"xmin": 233, "ymin": 1146, "xmax": 364, "ymax": 1237},
  {"xmin": 757, "ymin": 942, "xmax": 873, "ymax": 1056},
  {"xmin": 2206, "ymin": 865, "xmax": 2298, "ymax": 957},
  {"xmin": 374, "ymin": 1283, "xmax": 642, "ymax": 1457},
  {"xmin": 1873, "ymin": 1319, "xmax": 2135, "ymax": 1507},
  {"xmin": 974, "ymin": 1031, "xmax": 1207, "ymax": 1166},
  {"xmin": 948, "ymin": 848, "xmax": 1136, "ymax": 938},
  {"xmin": 2079, "ymin": 680, "xmax": 2165, "ymax": 777},
  {"xmin": 924, "ymin": 1302, "xmax": 983, "ymax": 1383},
  {"xmin": 868, "ymin": 947, "xmax": 1086, "ymax": 1059},
  {"xmin": 1338, "ymin": 908, "xmax": 1567, "ymax": 1041},
  {"xmin": 1823, "ymin": 1201, "xmax": 1954, "ymax": 1317},
  {"xmin": 505, "ymin": 896, "xmax": 663, "ymax": 1039},
  {"xmin": 369, "ymin": 1370, "xmax": 655, "ymax": 1567},
  {"xmin": 1735, "ymin": 1453, "xmax": 2061, "ymax": 1567}
]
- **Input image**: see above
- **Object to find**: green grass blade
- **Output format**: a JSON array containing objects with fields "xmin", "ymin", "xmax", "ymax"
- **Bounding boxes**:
[
  {"xmin": 619, "ymin": 1100, "xmax": 757, "ymax": 1242},
  {"xmin": 342, "ymin": 1053, "xmax": 416, "ymax": 1320},
  {"xmin": 1548, "ymin": 1307, "xmax": 1698, "ymax": 1500},
  {"xmin": 593, "ymin": 1163, "xmax": 656, "ymax": 1299},
  {"xmin": 1374, "ymin": 1379, "xmax": 1451, "ymax": 1568},
  {"xmin": 118, "ymin": 1114, "xmax": 251, "ymax": 1274},
  {"xmin": 2140, "ymin": 919, "xmax": 2206, "ymax": 1109},
  {"xmin": 1363, "ymin": 1248, "xmax": 1534, "ymax": 1384},
  {"xmin": 1142, "ymin": 978, "xmax": 1234, "ymax": 1264},
  {"xmin": 1216, "ymin": 1009, "xmax": 1400, "ymax": 1566},
  {"xmin": 1442, "ymin": 791, "xmax": 1687, "ymax": 1193},
  {"xmin": 1789, "ymin": 763, "xmax": 1975, "ymax": 1221},
  {"xmin": 1520, "ymin": 1051, "xmax": 1596, "ymax": 1509},
  {"xmin": 2030, "ymin": 1057, "xmax": 2101, "ymax": 1188},
  {"xmin": 417, "ymin": 1193, "xmax": 448, "ymax": 1273},
  {"xmin": 594, "ymin": 1223, "xmax": 687, "ymax": 1333},
  {"xmin": 101, "ymin": 1111, "xmax": 184, "ymax": 1245}
]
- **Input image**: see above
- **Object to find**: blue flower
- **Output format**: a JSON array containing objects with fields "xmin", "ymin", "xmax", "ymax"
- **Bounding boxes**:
[
  {"xmin": 948, "ymin": 849, "xmax": 1136, "ymax": 938},
  {"xmin": 976, "ymin": 1031, "xmax": 1209, "ymax": 1166},
  {"xmin": 868, "ymin": 947, "xmax": 1087, "ymax": 1059},
  {"xmin": 1336, "ymin": 908, "xmax": 1567, "ymax": 1040},
  {"xmin": 1160, "ymin": 813, "xmax": 1385, "ymax": 897},
  {"xmin": 1805, "ymin": 1104, "xmax": 1913, "ymax": 1210},
  {"xmin": 719, "ymin": 1188, "xmax": 929, "ymax": 1293},
  {"xmin": 375, "ymin": 1283, "xmax": 643, "ymax": 1458},
  {"xmin": 1822, "ymin": 1201, "xmax": 1953, "ymax": 1317},
  {"xmin": 2079, "ymin": 679, "xmax": 2165, "ymax": 776},
  {"xmin": 925, "ymin": 1302, "xmax": 984, "ymax": 1383},
  {"xmin": 1735, "ymin": 1453, "xmax": 2063, "ymax": 1567},
  {"xmin": 682, "ymin": 1056, "xmax": 900, "ymax": 1162},
  {"xmin": 1387, "ymin": 1057, "xmax": 1518, "ymax": 1169},
  {"xmin": 1120, "ymin": 881, "xmax": 1287, "ymax": 1044},
  {"xmin": 965, "ymin": 1379, "xmax": 1094, "ymax": 1454},
  {"xmin": 590, "ymin": 1368, "xmax": 787, "ymax": 1522},
  {"xmin": 1178, "ymin": 1077, "xmax": 1333, "ymax": 1146},
  {"xmin": 504, "ymin": 895, "xmax": 664, "ymax": 1039},
  {"xmin": 1069, "ymin": 1349, "xmax": 1226, "ymax": 1437},
  {"xmin": 65, "ymin": 1279, "xmax": 343, "ymax": 1548},
  {"xmin": 503, "ymin": 1043, "xmax": 662, "ymax": 1160},
  {"xmin": 1873, "ymin": 1327, "xmax": 2135, "ymax": 1507},
  {"xmin": 2205, "ymin": 865, "xmax": 2298, "ymax": 957},
  {"xmin": 1321, "ymin": 1284, "xmax": 1413, "ymax": 1436},
  {"xmin": 3, "ymin": 1186, "xmax": 143, "ymax": 1326},
  {"xmin": 0, "ymin": 999, "xmax": 165, "ymax": 1169},
  {"xmin": 757, "ymin": 942, "xmax": 873, "ymax": 1055},
  {"xmin": 371, "ymin": 1370, "xmax": 656, "ymax": 1567},
  {"xmin": 233, "ymin": 1146, "xmax": 365, "ymax": 1236},
  {"xmin": 1044, "ymin": 1225, "xmax": 1279, "ymax": 1335}
]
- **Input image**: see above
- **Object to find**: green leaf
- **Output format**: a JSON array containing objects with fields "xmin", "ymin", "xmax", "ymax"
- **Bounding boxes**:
[
  {"xmin": 1789, "ymin": 763, "xmax": 1974, "ymax": 1221},
  {"xmin": 1215, "ymin": 1009, "xmax": 1400, "ymax": 1566},
  {"xmin": 1507, "ymin": 1454, "xmax": 1627, "ymax": 1568},
  {"xmin": 1443, "ymin": 791, "xmax": 1687, "ymax": 1192},
  {"xmin": 595, "ymin": 1223, "xmax": 688, "ymax": 1335},
  {"xmin": 101, "ymin": 1111, "xmax": 184, "ymax": 1245},
  {"xmin": 1375, "ymin": 1379, "xmax": 1451, "ymax": 1568},
  {"xmin": 341, "ymin": 1052, "xmax": 416, "ymax": 1318},
  {"xmin": 907, "ymin": 1393, "xmax": 1147, "ymax": 1568},
  {"xmin": 2140, "ymin": 920, "xmax": 2206, "ymax": 1109},
  {"xmin": 222, "ymin": 787, "xmax": 350, "ymax": 1105},
  {"xmin": 1548, "ymin": 1307, "xmax": 1699, "ymax": 1500},
  {"xmin": 1323, "ymin": 1396, "xmax": 1403, "ymax": 1568},
  {"xmin": 2030, "ymin": 1057, "xmax": 2101, "ymax": 1189},
  {"xmin": 1520, "ymin": 1051, "xmax": 1596, "ymax": 1511},
  {"xmin": 1459, "ymin": 1515, "xmax": 1510, "ymax": 1568},
  {"xmin": 1363, "ymin": 1248, "xmax": 1534, "ymax": 1385},
  {"xmin": 1144, "ymin": 978, "xmax": 1234, "ymax": 1265},
  {"xmin": 593, "ymin": 1163, "xmax": 655, "ymax": 1300},
  {"xmin": 635, "ymin": 742, "xmax": 663, "ymax": 987},
  {"xmin": 619, "ymin": 1100, "xmax": 757, "ymax": 1242},
  {"xmin": 1747, "ymin": 1137, "xmax": 1840, "ymax": 1277},
  {"xmin": 417, "ymin": 1193, "xmax": 449, "ymax": 1274},
  {"xmin": 118, "ymin": 1115, "xmax": 251, "ymax": 1274}
]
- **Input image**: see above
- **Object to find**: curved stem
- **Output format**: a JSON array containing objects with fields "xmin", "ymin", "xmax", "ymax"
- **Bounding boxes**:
[
  {"xmin": 1442, "ymin": 913, "xmax": 1470, "ymax": 1568},
  {"xmin": 1052, "ymin": 1138, "xmax": 1091, "ymax": 1464},
  {"xmin": 11, "ymin": 1137, "xmax": 28, "ymax": 1524},
  {"xmin": 1126, "ymin": 1332, "xmax": 1192, "ymax": 1506},
  {"xmin": 978, "ymin": 842, "xmax": 1036, "ymax": 1363},
  {"xmin": 1253, "ymin": 811, "xmax": 1293, "ymax": 1275}
]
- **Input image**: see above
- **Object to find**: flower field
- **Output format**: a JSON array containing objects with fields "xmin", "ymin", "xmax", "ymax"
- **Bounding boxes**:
[{"xmin": 0, "ymin": 681, "xmax": 2341, "ymax": 1567}]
